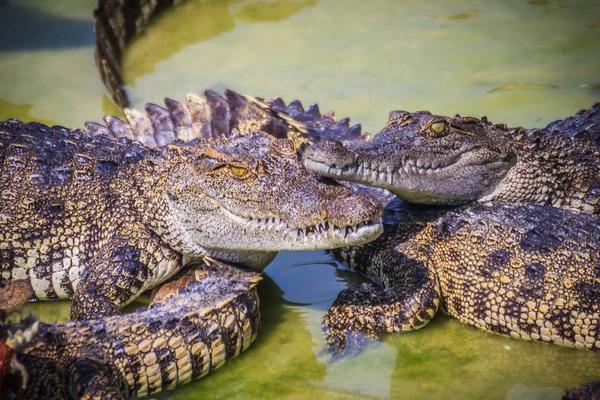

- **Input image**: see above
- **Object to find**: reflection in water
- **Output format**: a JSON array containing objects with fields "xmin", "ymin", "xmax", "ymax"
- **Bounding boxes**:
[
  {"xmin": 0, "ymin": 4, "xmax": 93, "ymax": 51},
  {"xmin": 489, "ymin": 82, "xmax": 600, "ymax": 93},
  {"xmin": 433, "ymin": 9, "xmax": 480, "ymax": 20},
  {"xmin": 122, "ymin": 0, "xmax": 318, "ymax": 85},
  {"xmin": 268, "ymin": 253, "xmax": 397, "ymax": 398},
  {"xmin": 0, "ymin": 98, "xmax": 56, "ymax": 125},
  {"xmin": 387, "ymin": 314, "xmax": 600, "ymax": 399}
]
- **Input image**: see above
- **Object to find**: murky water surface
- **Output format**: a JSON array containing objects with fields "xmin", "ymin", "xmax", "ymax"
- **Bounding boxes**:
[{"xmin": 1, "ymin": 0, "xmax": 600, "ymax": 399}]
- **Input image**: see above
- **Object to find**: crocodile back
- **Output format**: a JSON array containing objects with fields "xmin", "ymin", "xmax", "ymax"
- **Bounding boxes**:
[
  {"xmin": 0, "ymin": 120, "xmax": 157, "ymax": 300},
  {"xmin": 0, "ymin": 119, "xmax": 151, "ymax": 190},
  {"xmin": 543, "ymin": 103, "xmax": 600, "ymax": 147}
]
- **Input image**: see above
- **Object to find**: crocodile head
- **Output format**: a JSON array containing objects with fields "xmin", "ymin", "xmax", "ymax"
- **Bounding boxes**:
[
  {"xmin": 304, "ymin": 111, "xmax": 517, "ymax": 205},
  {"xmin": 153, "ymin": 131, "xmax": 383, "ymax": 265}
]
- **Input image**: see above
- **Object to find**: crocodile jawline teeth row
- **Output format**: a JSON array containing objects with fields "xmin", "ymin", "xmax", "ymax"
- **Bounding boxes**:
[
  {"xmin": 308, "ymin": 158, "xmax": 445, "ymax": 186},
  {"xmin": 241, "ymin": 216, "xmax": 381, "ymax": 241}
]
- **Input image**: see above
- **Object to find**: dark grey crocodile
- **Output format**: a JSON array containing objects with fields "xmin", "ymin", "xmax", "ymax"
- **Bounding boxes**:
[
  {"xmin": 303, "ymin": 105, "xmax": 600, "ymax": 213},
  {"xmin": 1, "ymin": 259, "xmax": 262, "ymax": 399},
  {"xmin": 0, "ymin": 119, "xmax": 382, "ymax": 321}
]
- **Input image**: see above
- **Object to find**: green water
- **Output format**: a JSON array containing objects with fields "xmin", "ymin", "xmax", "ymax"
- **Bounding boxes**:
[{"xmin": 1, "ymin": 0, "xmax": 600, "ymax": 398}]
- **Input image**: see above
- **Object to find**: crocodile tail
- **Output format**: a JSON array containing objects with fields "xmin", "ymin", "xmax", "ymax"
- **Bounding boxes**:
[
  {"xmin": 85, "ymin": 90, "xmax": 258, "ymax": 146},
  {"xmin": 32, "ymin": 260, "xmax": 261, "ymax": 399},
  {"xmin": 94, "ymin": 0, "xmax": 177, "ymax": 108},
  {"xmin": 93, "ymin": 0, "xmax": 370, "ymax": 148},
  {"xmin": 240, "ymin": 93, "xmax": 371, "ymax": 147},
  {"xmin": 86, "ymin": 90, "xmax": 369, "ymax": 149}
]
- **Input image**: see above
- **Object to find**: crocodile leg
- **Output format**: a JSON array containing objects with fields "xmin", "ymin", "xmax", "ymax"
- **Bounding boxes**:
[
  {"xmin": 324, "ymin": 242, "xmax": 440, "ymax": 355},
  {"xmin": 70, "ymin": 351, "xmax": 128, "ymax": 400},
  {"xmin": 71, "ymin": 236, "xmax": 182, "ymax": 321}
]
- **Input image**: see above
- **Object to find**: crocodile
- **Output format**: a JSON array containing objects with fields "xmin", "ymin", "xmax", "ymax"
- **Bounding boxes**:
[
  {"xmin": 0, "ymin": 119, "xmax": 382, "ymax": 321},
  {"xmin": 84, "ymin": 90, "xmax": 600, "ymax": 352},
  {"xmin": 323, "ymin": 201, "xmax": 600, "ymax": 355},
  {"xmin": 0, "ymin": 280, "xmax": 38, "ymax": 399},
  {"xmin": 1, "ymin": 258, "xmax": 263, "ymax": 399},
  {"xmin": 303, "ymin": 104, "xmax": 600, "ymax": 213}
]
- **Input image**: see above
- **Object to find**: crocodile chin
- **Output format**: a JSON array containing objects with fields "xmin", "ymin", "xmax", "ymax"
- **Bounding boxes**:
[{"xmin": 305, "ymin": 149, "xmax": 514, "ymax": 205}]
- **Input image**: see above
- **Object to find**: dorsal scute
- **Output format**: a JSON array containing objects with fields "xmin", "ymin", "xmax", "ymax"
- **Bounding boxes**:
[{"xmin": 86, "ymin": 90, "xmax": 369, "ymax": 150}]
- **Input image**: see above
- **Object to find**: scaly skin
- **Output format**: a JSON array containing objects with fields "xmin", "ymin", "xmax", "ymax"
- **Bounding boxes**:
[
  {"xmin": 0, "ymin": 120, "xmax": 382, "ymax": 321},
  {"xmin": 325, "ymin": 202, "xmax": 600, "ymax": 354},
  {"xmin": 0, "ymin": 280, "xmax": 38, "ymax": 399},
  {"xmin": 303, "ymin": 105, "xmax": 600, "ymax": 213},
  {"xmin": 2, "ymin": 259, "xmax": 262, "ymax": 399},
  {"xmin": 93, "ymin": 0, "xmax": 321, "ymax": 110},
  {"xmin": 563, "ymin": 381, "xmax": 600, "ymax": 400},
  {"xmin": 85, "ymin": 88, "xmax": 366, "ymax": 151},
  {"xmin": 94, "ymin": 0, "xmax": 177, "ymax": 108}
]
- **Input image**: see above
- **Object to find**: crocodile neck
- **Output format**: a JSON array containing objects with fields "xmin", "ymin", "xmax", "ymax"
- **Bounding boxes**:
[{"xmin": 481, "ymin": 130, "xmax": 600, "ymax": 213}]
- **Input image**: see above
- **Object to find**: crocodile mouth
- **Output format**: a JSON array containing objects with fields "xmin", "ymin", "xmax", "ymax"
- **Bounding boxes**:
[
  {"xmin": 304, "ymin": 148, "xmax": 498, "ymax": 187},
  {"xmin": 219, "ymin": 205, "xmax": 382, "ymax": 244}
]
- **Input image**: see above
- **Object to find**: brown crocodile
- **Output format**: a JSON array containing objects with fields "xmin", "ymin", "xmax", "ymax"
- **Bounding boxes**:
[
  {"xmin": 303, "ymin": 104, "xmax": 600, "ymax": 214},
  {"xmin": 324, "ymin": 201, "xmax": 600, "ymax": 354},
  {"xmin": 1, "ymin": 259, "xmax": 262, "ymax": 399},
  {"xmin": 0, "ymin": 119, "xmax": 382, "ymax": 321}
]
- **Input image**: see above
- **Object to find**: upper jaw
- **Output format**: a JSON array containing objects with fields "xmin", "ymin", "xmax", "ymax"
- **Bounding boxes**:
[
  {"xmin": 303, "ymin": 148, "xmax": 511, "ymax": 205},
  {"xmin": 213, "ymin": 197, "xmax": 384, "ymax": 251}
]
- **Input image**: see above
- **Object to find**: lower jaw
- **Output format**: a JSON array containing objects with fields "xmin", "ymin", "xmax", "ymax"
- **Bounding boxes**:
[
  {"xmin": 235, "ymin": 220, "xmax": 383, "ymax": 252},
  {"xmin": 280, "ymin": 221, "xmax": 383, "ymax": 250}
]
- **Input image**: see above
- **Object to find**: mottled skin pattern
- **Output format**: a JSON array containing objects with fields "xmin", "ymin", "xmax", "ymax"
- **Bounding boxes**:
[
  {"xmin": 0, "ymin": 279, "xmax": 37, "ymax": 399},
  {"xmin": 327, "ymin": 202, "xmax": 600, "ymax": 354},
  {"xmin": 94, "ymin": 0, "xmax": 177, "ymax": 108},
  {"xmin": 325, "ymin": 199, "xmax": 445, "ymax": 350},
  {"xmin": 545, "ymin": 102, "xmax": 600, "ymax": 147},
  {"xmin": 0, "ymin": 120, "xmax": 382, "ymax": 321},
  {"xmin": 2, "ymin": 259, "xmax": 262, "ymax": 399},
  {"xmin": 303, "ymin": 104, "xmax": 600, "ymax": 214}
]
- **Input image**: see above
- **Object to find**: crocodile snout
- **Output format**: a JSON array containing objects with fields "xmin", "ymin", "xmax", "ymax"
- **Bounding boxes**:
[
  {"xmin": 304, "ymin": 139, "xmax": 356, "ymax": 168},
  {"xmin": 327, "ymin": 191, "xmax": 383, "ymax": 228}
]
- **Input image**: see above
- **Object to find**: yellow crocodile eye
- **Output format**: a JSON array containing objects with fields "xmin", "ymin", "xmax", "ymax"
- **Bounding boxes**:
[
  {"xmin": 430, "ymin": 121, "xmax": 446, "ymax": 135},
  {"xmin": 231, "ymin": 166, "xmax": 248, "ymax": 177}
]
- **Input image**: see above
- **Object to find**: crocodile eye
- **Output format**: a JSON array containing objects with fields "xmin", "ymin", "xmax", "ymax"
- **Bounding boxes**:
[
  {"xmin": 230, "ymin": 166, "xmax": 249, "ymax": 178},
  {"xmin": 430, "ymin": 121, "xmax": 446, "ymax": 135}
]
